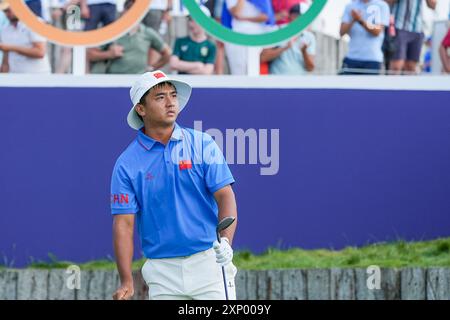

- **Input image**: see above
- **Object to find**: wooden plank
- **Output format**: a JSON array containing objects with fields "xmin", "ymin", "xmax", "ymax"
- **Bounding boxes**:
[
  {"xmin": 355, "ymin": 268, "xmax": 376, "ymax": 300},
  {"xmin": 266, "ymin": 270, "xmax": 283, "ymax": 300},
  {"xmin": 17, "ymin": 269, "xmax": 49, "ymax": 300},
  {"xmin": 103, "ymin": 270, "xmax": 120, "ymax": 300},
  {"xmin": 88, "ymin": 270, "xmax": 106, "ymax": 300},
  {"xmin": 75, "ymin": 269, "xmax": 91, "ymax": 300},
  {"xmin": 0, "ymin": 270, "xmax": 18, "ymax": 300},
  {"xmin": 235, "ymin": 269, "xmax": 247, "ymax": 300},
  {"xmin": 426, "ymin": 268, "xmax": 450, "ymax": 300},
  {"xmin": 256, "ymin": 270, "xmax": 268, "ymax": 300},
  {"xmin": 281, "ymin": 269, "xmax": 307, "ymax": 300},
  {"xmin": 380, "ymin": 268, "xmax": 401, "ymax": 300},
  {"xmin": 245, "ymin": 270, "xmax": 258, "ymax": 300},
  {"xmin": 48, "ymin": 269, "xmax": 76, "ymax": 300},
  {"xmin": 330, "ymin": 268, "xmax": 355, "ymax": 300},
  {"xmin": 401, "ymin": 268, "xmax": 426, "ymax": 300},
  {"xmin": 306, "ymin": 269, "xmax": 330, "ymax": 300}
]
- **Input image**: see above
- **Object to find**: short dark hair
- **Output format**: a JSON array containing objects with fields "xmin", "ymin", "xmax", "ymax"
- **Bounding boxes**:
[
  {"xmin": 124, "ymin": 0, "xmax": 135, "ymax": 10},
  {"xmin": 138, "ymin": 81, "xmax": 177, "ymax": 106},
  {"xmin": 289, "ymin": 4, "xmax": 302, "ymax": 16}
]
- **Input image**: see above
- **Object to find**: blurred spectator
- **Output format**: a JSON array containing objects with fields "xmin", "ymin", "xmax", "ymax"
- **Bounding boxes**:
[
  {"xmin": 87, "ymin": 0, "xmax": 171, "ymax": 74},
  {"xmin": 386, "ymin": 0, "xmax": 437, "ymax": 74},
  {"xmin": 0, "ymin": 1, "xmax": 8, "ymax": 63},
  {"xmin": 272, "ymin": 0, "xmax": 305, "ymax": 25},
  {"xmin": 422, "ymin": 36, "xmax": 432, "ymax": 73},
  {"xmin": 222, "ymin": 0, "xmax": 275, "ymax": 75},
  {"xmin": 50, "ymin": 0, "xmax": 83, "ymax": 74},
  {"xmin": 141, "ymin": 0, "xmax": 172, "ymax": 74},
  {"xmin": 0, "ymin": 3, "xmax": 51, "ymax": 73},
  {"xmin": 440, "ymin": 27, "xmax": 450, "ymax": 74},
  {"xmin": 210, "ymin": 0, "xmax": 226, "ymax": 74},
  {"xmin": 340, "ymin": 0, "xmax": 390, "ymax": 75},
  {"xmin": 382, "ymin": 14, "xmax": 397, "ymax": 72},
  {"xmin": 81, "ymin": 0, "xmax": 116, "ymax": 30},
  {"xmin": 260, "ymin": 4, "xmax": 315, "ymax": 74},
  {"xmin": 141, "ymin": 0, "xmax": 172, "ymax": 35},
  {"xmin": 170, "ymin": 6, "xmax": 216, "ymax": 75},
  {"xmin": 25, "ymin": 0, "xmax": 43, "ymax": 17}
]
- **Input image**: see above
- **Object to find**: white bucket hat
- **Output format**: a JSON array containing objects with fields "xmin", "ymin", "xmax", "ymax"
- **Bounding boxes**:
[{"xmin": 128, "ymin": 70, "xmax": 192, "ymax": 130}]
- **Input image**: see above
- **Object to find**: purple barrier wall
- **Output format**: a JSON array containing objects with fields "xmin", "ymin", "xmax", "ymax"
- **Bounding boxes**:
[{"xmin": 1, "ymin": 87, "xmax": 450, "ymax": 267}]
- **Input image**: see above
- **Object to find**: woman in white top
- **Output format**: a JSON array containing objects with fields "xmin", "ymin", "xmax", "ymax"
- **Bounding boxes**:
[{"xmin": 224, "ymin": 0, "xmax": 273, "ymax": 75}]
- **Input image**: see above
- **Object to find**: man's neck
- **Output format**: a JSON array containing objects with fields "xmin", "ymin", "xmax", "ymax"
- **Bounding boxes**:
[
  {"xmin": 143, "ymin": 123, "xmax": 175, "ymax": 145},
  {"xmin": 190, "ymin": 33, "xmax": 207, "ymax": 43}
]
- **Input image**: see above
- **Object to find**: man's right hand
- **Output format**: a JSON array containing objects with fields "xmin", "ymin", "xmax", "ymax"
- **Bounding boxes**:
[
  {"xmin": 112, "ymin": 282, "xmax": 134, "ymax": 300},
  {"xmin": 80, "ymin": 3, "xmax": 90, "ymax": 19},
  {"xmin": 108, "ymin": 45, "xmax": 124, "ymax": 59}
]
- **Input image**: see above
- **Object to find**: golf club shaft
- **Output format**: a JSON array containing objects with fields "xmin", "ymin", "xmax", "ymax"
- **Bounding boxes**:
[
  {"xmin": 222, "ymin": 266, "xmax": 229, "ymax": 300},
  {"xmin": 217, "ymin": 231, "xmax": 229, "ymax": 300}
]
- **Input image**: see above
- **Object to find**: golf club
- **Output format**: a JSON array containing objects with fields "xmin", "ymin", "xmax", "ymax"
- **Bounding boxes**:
[{"xmin": 216, "ymin": 216, "xmax": 236, "ymax": 300}]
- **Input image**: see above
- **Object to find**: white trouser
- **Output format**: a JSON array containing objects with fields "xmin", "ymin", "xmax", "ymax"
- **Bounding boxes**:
[
  {"xmin": 141, "ymin": 248, "xmax": 237, "ymax": 300},
  {"xmin": 224, "ymin": 43, "xmax": 248, "ymax": 75}
]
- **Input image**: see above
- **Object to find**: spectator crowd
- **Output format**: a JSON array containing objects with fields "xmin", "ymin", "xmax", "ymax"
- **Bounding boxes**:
[{"xmin": 0, "ymin": 0, "xmax": 449, "ymax": 75}]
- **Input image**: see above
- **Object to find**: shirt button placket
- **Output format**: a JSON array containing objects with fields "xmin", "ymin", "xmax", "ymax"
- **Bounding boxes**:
[{"xmin": 165, "ymin": 145, "xmax": 174, "ymax": 177}]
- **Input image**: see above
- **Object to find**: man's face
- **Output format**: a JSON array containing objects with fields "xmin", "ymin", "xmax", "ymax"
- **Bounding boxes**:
[
  {"xmin": 4, "ymin": 8, "xmax": 18, "ymax": 23},
  {"xmin": 136, "ymin": 83, "xmax": 179, "ymax": 127},
  {"xmin": 188, "ymin": 17, "xmax": 203, "ymax": 35}
]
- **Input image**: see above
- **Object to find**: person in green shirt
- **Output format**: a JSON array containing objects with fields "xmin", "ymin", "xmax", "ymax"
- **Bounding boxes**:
[
  {"xmin": 87, "ymin": 0, "xmax": 171, "ymax": 74},
  {"xmin": 169, "ymin": 6, "xmax": 216, "ymax": 75}
]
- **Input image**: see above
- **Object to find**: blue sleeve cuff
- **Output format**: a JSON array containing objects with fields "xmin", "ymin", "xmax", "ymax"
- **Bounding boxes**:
[
  {"xmin": 111, "ymin": 208, "xmax": 138, "ymax": 215},
  {"xmin": 209, "ymin": 177, "xmax": 235, "ymax": 194}
]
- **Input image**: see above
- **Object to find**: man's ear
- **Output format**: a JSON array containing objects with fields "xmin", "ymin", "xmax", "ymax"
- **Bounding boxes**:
[{"xmin": 135, "ymin": 104, "xmax": 145, "ymax": 117}]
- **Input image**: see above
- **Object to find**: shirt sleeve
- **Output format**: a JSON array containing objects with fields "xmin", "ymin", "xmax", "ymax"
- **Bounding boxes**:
[
  {"xmin": 342, "ymin": 4, "xmax": 352, "ymax": 24},
  {"xmin": 202, "ymin": 133, "xmax": 235, "ymax": 194},
  {"xmin": 28, "ymin": 28, "xmax": 47, "ymax": 43},
  {"xmin": 110, "ymin": 161, "xmax": 140, "ymax": 215},
  {"xmin": 173, "ymin": 38, "xmax": 182, "ymax": 58},
  {"xmin": 379, "ymin": 2, "xmax": 390, "ymax": 27},
  {"xmin": 204, "ymin": 42, "xmax": 217, "ymax": 65},
  {"xmin": 145, "ymin": 26, "xmax": 164, "ymax": 52}
]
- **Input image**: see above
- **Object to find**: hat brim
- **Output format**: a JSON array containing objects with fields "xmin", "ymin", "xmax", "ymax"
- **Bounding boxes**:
[{"xmin": 127, "ymin": 79, "xmax": 192, "ymax": 130}]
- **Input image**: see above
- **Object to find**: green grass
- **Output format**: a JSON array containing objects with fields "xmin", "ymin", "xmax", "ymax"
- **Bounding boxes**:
[{"xmin": 20, "ymin": 237, "xmax": 450, "ymax": 270}]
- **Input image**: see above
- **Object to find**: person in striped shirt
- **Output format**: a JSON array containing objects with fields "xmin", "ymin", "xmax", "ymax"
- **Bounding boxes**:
[{"xmin": 385, "ymin": 0, "xmax": 436, "ymax": 75}]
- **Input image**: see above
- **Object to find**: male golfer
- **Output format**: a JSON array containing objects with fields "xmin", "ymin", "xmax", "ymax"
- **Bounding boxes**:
[{"xmin": 110, "ymin": 71, "xmax": 238, "ymax": 300}]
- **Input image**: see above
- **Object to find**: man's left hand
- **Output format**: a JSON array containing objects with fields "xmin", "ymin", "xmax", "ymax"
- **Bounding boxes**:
[{"xmin": 213, "ymin": 237, "xmax": 233, "ymax": 267}]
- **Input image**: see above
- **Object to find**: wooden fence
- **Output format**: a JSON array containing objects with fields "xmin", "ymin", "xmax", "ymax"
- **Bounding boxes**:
[{"xmin": 1, "ymin": 267, "xmax": 449, "ymax": 300}]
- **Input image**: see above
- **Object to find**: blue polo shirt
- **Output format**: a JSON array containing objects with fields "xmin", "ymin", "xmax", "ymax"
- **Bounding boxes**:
[
  {"xmin": 110, "ymin": 123, "xmax": 235, "ymax": 259},
  {"xmin": 342, "ymin": 0, "xmax": 390, "ymax": 63}
]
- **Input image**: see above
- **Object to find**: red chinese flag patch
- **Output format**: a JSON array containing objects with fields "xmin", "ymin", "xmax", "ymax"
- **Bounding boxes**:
[
  {"xmin": 154, "ymin": 72, "xmax": 165, "ymax": 79},
  {"xmin": 179, "ymin": 160, "xmax": 192, "ymax": 170}
]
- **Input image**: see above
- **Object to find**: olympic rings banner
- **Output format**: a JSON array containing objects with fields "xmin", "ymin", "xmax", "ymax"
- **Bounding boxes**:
[{"xmin": 7, "ymin": 0, "xmax": 328, "ymax": 46}]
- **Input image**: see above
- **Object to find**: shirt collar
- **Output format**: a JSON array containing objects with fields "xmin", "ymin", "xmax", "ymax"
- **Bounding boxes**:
[{"xmin": 137, "ymin": 122, "xmax": 183, "ymax": 151}]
